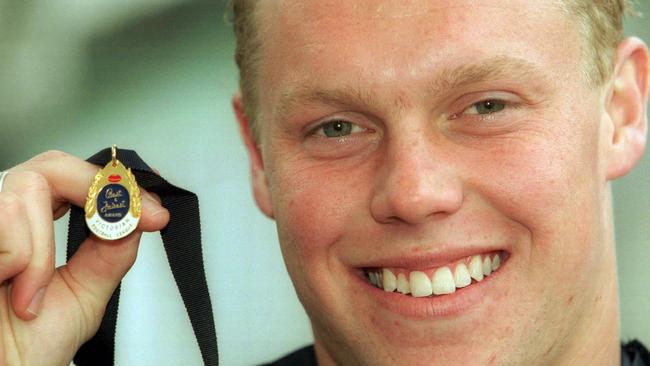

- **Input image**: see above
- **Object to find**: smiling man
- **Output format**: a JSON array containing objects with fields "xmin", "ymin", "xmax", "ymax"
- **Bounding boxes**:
[
  {"xmin": 0, "ymin": 0, "xmax": 648, "ymax": 365},
  {"xmin": 230, "ymin": 0, "xmax": 650, "ymax": 365}
]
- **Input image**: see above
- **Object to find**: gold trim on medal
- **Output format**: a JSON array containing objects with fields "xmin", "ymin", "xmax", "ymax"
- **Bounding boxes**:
[{"xmin": 85, "ymin": 145, "xmax": 141, "ymax": 240}]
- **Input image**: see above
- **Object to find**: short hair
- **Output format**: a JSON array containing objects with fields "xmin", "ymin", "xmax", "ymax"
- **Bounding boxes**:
[
  {"xmin": 231, "ymin": 0, "xmax": 634, "ymax": 140},
  {"xmin": 562, "ymin": 0, "xmax": 634, "ymax": 84}
]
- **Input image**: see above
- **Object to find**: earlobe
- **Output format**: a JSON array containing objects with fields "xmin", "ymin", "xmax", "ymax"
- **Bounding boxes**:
[
  {"xmin": 232, "ymin": 93, "xmax": 275, "ymax": 219},
  {"xmin": 605, "ymin": 37, "xmax": 649, "ymax": 180}
]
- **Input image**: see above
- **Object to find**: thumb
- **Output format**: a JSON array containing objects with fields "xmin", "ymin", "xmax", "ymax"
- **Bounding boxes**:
[
  {"xmin": 61, "ymin": 189, "xmax": 169, "ymax": 314},
  {"xmin": 56, "ymin": 189, "xmax": 168, "ymax": 336},
  {"xmin": 59, "ymin": 232, "xmax": 142, "ymax": 331}
]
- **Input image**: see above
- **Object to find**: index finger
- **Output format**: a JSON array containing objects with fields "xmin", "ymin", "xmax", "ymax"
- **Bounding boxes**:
[
  {"xmin": 18, "ymin": 150, "xmax": 107, "ymax": 208},
  {"xmin": 10, "ymin": 150, "xmax": 169, "ymax": 232}
]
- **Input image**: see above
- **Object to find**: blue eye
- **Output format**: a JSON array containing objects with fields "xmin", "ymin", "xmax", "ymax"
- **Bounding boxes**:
[
  {"xmin": 465, "ymin": 100, "xmax": 506, "ymax": 115},
  {"xmin": 320, "ymin": 120, "xmax": 354, "ymax": 137}
]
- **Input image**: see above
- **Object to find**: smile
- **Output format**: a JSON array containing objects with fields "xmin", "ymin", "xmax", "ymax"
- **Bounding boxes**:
[{"xmin": 363, "ymin": 251, "xmax": 507, "ymax": 298}]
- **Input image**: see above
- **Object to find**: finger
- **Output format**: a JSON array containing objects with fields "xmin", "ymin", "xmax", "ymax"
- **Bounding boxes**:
[
  {"xmin": 3, "ymin": 171, "xmax": 55, "ymax": 320},
  {"xmin": 0, "ymin": 192, "xmax": 32, "ymax": 286},
  {"xmin": 12, "ymin": 151, "xmax": 169, "ymax": 232},
  {"xmin": 58, "ymin": 232, "xmax": 143, "ymax": 331},
  {"xmin": 138, "ymin": 190, "xmax": 170, "ymax": 232},
  {"xmin": 19, "ymin": 150, "xmax": 115, "ymax": 209}
]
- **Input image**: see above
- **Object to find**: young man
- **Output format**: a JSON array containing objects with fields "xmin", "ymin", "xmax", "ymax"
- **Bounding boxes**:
[
  {"xmin": 231, "ymin": 1, "xmax": 650, "ymax": 365},
  {"xmin": 0, "ymin": 1, "xmax": 648, "ymax": 365}
]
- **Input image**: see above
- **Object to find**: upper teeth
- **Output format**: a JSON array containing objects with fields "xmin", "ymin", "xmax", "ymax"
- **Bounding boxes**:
[
  {"xmin": 453, "ymin": 263, "xmax": 472, "ymax": 288},
  {"xmin": 383, "ymin": 268, "xmax": 397, "ymax": 292},
  {"xmin": 432, "ymin": 266, "xmax": 455, "ymax": 295},
  {"xmin": 469, "ymin": 255, "xmax": 484, "ymax": 282},
  {"xmin": 410, "ymin": 271, "xmax": 433, "ymax": 297},
  {"xmin": 366, "ymin": 253, "xmax": 503, "ymax": 297},
  {"xmin": 396, "ymin": 273, "xmax": 410, "ymax": 294}
]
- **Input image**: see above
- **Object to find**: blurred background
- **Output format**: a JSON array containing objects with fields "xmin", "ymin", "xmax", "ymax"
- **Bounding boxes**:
[{"xmin": 0, "ymin": 1, "xmax": 648, "ymax": 365}]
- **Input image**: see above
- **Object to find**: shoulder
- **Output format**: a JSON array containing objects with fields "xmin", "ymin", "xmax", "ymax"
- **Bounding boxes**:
[{"xmin": 261, "ymin": 345, "xmax": 317, "ymax": 366}]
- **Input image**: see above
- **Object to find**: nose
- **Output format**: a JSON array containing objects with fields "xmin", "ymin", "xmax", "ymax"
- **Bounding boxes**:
[{"xmin": 370, "ymin": 134, "xmax": 463, "ymax": 225}]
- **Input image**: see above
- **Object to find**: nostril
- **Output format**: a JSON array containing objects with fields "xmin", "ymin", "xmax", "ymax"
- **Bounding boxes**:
[
  {"xmin": 370, "ymin": 179, "xmax": 464, "ymax": 225},
  {"xmin": 385, "ymin": 216, "xmax": 404, "ymax": 224}
]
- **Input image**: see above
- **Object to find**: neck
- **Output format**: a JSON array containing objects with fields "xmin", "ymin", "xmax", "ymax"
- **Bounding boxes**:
[
  {"xmin": 553, "ymin": 266, "xmax": 620, "ymax": 366},
  {"xmin": 549, "ymin": 189, "xmax": 621, "ymax": 366},
  {"xmin": 313, "ymin": 340, "xmax": 337, "ymax": 366}
]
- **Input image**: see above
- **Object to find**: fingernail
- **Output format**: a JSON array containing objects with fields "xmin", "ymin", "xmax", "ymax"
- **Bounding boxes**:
[
  {"xmin": 27, "ymin": 287, "xmax": 46, "ymax": 317},
  {"xmin": 142, "ymin": 193, "xmax": 165, "ymax": 216}
]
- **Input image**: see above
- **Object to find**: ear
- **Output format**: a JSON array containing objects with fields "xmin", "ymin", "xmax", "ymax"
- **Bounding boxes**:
[
  {"xmin": 232, "ymin": 92, "xmax": 274, "ymax": 218},
  {"xmin": 605, "ymin": 37, "xmax": 649, "ymax": 180}
]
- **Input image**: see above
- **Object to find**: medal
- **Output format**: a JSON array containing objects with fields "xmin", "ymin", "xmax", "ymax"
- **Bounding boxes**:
[{"xmin": 84, "ymin": 145, "xmax": 141, "ymax": 240}]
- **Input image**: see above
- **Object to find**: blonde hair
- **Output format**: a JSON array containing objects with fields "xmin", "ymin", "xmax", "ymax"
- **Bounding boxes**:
[
  {"xmin": 231, "ymin": 0, "xmax": 635, "ymax": 138},
  {"xmin": 561, "ymin": 0, "xmax": 634, "ymax": 85}
]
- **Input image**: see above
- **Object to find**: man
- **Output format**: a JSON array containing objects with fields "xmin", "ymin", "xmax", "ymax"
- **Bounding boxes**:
[{"xmin": 0, "ymin": 0, "xmax": 648, "ymax": 365}]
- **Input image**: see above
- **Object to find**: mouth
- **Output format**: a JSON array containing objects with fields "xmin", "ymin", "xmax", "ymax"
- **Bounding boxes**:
[{"xmin": 363, "ymin": 251, "xmax": 507, "ymax": 297}]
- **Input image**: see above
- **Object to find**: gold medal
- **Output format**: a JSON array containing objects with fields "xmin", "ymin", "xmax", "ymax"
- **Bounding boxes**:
[{"xmin": 84, "ymin": 145, "xmax": 141, "ymax": 240}]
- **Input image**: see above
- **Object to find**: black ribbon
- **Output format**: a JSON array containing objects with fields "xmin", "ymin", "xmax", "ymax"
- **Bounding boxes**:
[{"xmin": 66, "ymin": 147, "xmax": 218, "ymax": 366}]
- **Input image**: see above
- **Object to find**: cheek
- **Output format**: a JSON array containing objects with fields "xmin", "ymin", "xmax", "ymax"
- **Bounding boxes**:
[
  {"xmin": 267, "ymin": 157, "xmax": 376, "ymax": 323},
  {"xmin": 269, "ymin": 158, "xmax": 372, "ymax": 262},
  {"xmin": 488, "ymin": 141, "xmax": 580, "ymax": 224},
  {"xmin": 467, "ymin": 115, "xmax": 605, "ymax": 291}
]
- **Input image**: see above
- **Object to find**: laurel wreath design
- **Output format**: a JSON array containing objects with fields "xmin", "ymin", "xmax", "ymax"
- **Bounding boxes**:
[
  {"xmin": 84, "ymin": 171, "xmax": 103, "ymax": 218},
  {"xmin": 126, "ymin": 167, "xmax": 141, "ymax": 218}
]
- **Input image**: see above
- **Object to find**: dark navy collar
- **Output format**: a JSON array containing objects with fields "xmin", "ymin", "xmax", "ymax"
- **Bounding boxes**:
[
  {"xmin": 265, "ymin": 340, "xmax": 650, "ymax": 366},
  {"xmin": 622, "ymin": 340, "xmax": 650, "ymax": 366}
]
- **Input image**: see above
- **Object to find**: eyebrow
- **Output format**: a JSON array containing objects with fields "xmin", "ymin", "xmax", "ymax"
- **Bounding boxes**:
[
  {"xmin": 274, "ymin": 56, "xmax": 549, "ymax": 121},
  {"xmin": 430, "ymin": 56, "xmax": 547, "ymax": 93},
  {"xmin": 275, "ymin": 84, "xmax": 377, "ymax": 123}
]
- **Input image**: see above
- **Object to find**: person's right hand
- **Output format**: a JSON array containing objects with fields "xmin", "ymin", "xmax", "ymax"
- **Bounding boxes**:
[{"xmin": 0, "ymin": 150, "xmax": 170, "ymax": 366}]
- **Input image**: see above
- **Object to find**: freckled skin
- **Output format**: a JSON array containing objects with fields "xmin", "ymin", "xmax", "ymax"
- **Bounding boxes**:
[
  {"xmin": 488, "ymin": 354, "xmax": 498, "ymax": 365},
  {"xmin": 235, "ymin": 0, "xmax": 649, "ymax": 365}
]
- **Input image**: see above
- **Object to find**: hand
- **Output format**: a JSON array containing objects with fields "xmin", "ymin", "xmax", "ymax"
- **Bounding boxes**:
[{"xmin": 0, "ymin": 150, "xmax": 170, "ymax": 365}]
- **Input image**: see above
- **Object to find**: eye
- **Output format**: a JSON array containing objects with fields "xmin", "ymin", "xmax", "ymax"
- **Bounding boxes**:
[
  {"xmin": 303, "ymin": 117, "xmax": 377, "ymax": 159},
  {"xmin": 315, "ymin": 120, "xmax": 363, "ymax": 137},
  {"xmin": 464, "ymin": 100, "xmax": 506, "ymax": 115}
]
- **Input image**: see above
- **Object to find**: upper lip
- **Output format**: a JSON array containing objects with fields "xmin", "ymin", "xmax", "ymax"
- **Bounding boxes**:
[{"xmin": 351, "ymin": 245, "xmax": 508, "ymax": 270}]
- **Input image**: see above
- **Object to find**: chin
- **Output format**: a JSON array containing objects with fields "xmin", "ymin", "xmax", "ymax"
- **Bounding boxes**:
[{"xmin": 295, "ymin": 248, "xmax": 536, "ymax": 366}]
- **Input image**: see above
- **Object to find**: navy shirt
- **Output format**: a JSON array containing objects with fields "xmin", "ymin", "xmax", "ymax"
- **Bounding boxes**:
[{"xmin": 622, "ymin": 340, "xmax": 650, "ymax": 366}]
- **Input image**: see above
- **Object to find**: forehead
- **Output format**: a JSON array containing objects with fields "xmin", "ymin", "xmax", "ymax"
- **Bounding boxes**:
[
  {"xmin": 256, "ymin": 0, "xmax": 573, "ymax": 56},
  {"xmin": 255, "ymin": 0, "xmax": 581, "ymax": 121},
  {"xmin": 258, "ymin": 0, "xmax": 567, "ymax": 27}
]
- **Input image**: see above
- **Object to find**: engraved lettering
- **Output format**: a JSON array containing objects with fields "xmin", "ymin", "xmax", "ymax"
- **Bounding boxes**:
[
  {"xmin": 100, "ymin": 200, "xmax": 127, "ymax": 216},
  {"xmin": 105, "ymin": 188, "xmax": 123, "ymax": 200}
]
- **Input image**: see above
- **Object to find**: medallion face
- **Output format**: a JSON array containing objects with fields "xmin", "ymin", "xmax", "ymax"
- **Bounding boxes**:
[{"xmin": 85, "ymin": 146, "xmax": 141, "ymax": 240}]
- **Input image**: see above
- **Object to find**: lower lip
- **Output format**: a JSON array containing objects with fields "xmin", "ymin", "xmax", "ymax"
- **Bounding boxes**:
[{"xmin": 351, "ymin": 262, "xmax": 506, "ymax": 319}]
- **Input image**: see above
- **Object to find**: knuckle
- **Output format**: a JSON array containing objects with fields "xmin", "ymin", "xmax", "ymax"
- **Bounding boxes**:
[
  {"xmin": 0, "ymin": 252, "xmax": 30, "ymax": 280},
  {"xmin": 16, "ymin": 170, "xmax": 50, "ymax": 194},
  {"xmin": 9, "ymin": 244, "xmax": 31, "ymax": 271},
  {"xmin": 12, "ymin": 150, "xmax": 72, "ymax": 173},
  {"xmin": 30, "ymin": 150, "xmax": 70, "ymax": 163},
  {"xmin": 0, "ymin": 192, "xmax": 25, "ymax": 217}
]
